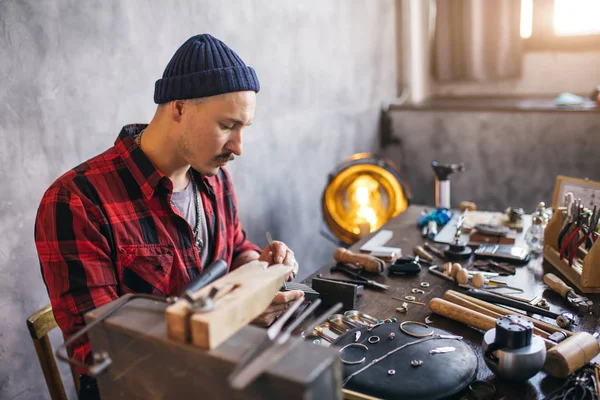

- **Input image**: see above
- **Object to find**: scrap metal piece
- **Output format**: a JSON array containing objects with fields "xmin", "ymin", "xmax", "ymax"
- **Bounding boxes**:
[
  {"xmin": 396, "ymin": 303, "xmax": 408, "ymax": 313},
  {"xmin": 430, "ymin": 347, "xmax": 456, "ymax": 354},
  {"xmin": 411, "ymin": 360, "xmax": 423, "ymax": 367}
]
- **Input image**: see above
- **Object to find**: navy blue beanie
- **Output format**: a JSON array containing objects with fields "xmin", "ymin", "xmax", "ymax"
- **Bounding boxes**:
[{"xmin": 154, "ymin": 34, "xmax": 260, "ymax": 104}]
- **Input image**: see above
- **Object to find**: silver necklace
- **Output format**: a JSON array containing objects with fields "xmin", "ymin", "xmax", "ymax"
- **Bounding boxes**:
[
  {"xmin": 137, "ymin": 129, "xmax": 203, "ymax": 250},
  {"xmin": 188, "ymin": 171, "xmax": 204, "ymax": 249},
  {"xmin": 170, "ymin": 171, "xmax": 203, "ymax": 250},
  {"xmin": 341, "ymin": 334, "xmax": 463, "ymax": 387}
]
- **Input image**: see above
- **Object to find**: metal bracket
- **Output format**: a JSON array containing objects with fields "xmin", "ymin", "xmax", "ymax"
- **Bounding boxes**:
[{"xmin": 55, "ymin": 293, "xmax": 166, "ymax": 377}]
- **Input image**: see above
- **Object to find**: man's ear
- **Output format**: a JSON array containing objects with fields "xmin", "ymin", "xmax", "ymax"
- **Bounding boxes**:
[{"xmin": 169, "ymin": 100, "xmax": 185, "ymax": 123}]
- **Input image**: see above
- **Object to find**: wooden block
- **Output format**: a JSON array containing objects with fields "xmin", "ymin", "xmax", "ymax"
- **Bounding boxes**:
[{"xmin": 165, "ymin": 261, "xmax": 293, "ymax": 349}]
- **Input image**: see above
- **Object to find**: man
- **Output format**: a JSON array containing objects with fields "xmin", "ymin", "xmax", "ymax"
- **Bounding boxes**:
[{"xmin": 34, "ymin": 34, "xmax": 303, "ymax": 399}]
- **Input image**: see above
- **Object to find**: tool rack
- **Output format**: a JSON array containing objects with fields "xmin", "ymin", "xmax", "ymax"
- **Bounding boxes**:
[{"xmin": 544, "ymin": 208, "xmax": 600, "ymax": 294}]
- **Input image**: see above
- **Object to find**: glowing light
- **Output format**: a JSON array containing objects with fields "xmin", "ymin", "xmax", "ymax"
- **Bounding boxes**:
[
  {"xmin": 554, "ymin": 0, "xmax": 600, "ymax": 36},
  {"xmin": 520, "ymin": 0, "xmax": 533, "ymax": 39},
  {"xmin": 350, "ymin": 177, "xmax": 381, "ymax": 231}
]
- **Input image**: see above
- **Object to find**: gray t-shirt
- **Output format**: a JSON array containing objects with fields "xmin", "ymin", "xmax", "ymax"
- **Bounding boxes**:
[{"xmin": 171, "ymin": 180, "xmax": 210, "ymax": 267}]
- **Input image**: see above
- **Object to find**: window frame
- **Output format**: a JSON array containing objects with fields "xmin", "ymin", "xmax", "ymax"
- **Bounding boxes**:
[{"xmin": 524, "ymin": 0, "xmax": 600, "ymax": 52}]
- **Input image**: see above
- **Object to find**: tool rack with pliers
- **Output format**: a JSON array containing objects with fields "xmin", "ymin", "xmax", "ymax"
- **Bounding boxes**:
[{"xmin": 558, "ymin": 196, "xmax": 600, "ymax": 267}]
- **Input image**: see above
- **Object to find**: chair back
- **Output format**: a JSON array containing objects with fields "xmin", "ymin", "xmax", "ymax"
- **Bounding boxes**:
[{"xmin": 27, "ymin": 304, "xmax": 79, "ymax": 400}]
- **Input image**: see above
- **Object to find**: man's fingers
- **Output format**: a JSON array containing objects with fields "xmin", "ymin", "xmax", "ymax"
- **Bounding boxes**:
[
  {"xmin": 252, "ymin": 312, "xmax": 281, "ymax": 327},
  {"xmin": 272, "ymin": 290, "xmax": 304, "ymax": 304},
  {"xmin": 271, "ymin": 241, "xmax": 287, "ymax": 264},
  {"xmin": 282, "ymin": 249, "xmax": 296, "ymax": 267},
  {"xmin": 264, "ymin": 302, "xmax": 289, "ymax": 313},
  {"xmin": 259, "ymin": 246, "xmax": 272, "ymax": 261}
]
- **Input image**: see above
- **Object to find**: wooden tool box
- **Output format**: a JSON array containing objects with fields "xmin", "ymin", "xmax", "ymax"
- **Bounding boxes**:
[
  {"xmin": 85, "ymin": 297, "xmax": 342, "ymax": 399},
  {"xmin": 544, "ymin": 208, "xmax": 600, "ymax": 294}
]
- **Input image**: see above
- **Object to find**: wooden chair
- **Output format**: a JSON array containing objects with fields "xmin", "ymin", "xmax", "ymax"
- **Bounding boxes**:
[{"xmin": 27, "ymin": 304, "xmax": 79, "ymax": 400}]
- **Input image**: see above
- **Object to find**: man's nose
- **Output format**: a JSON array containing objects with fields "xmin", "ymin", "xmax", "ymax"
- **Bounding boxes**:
[{"xmin": 226, "ymin": 129, "xmax": 243, "ymax": 156}]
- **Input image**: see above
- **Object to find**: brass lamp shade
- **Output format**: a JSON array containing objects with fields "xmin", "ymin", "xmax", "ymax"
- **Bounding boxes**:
[{"xmin": 322, "ymin": 153, "xmax": 410, "ymax": 245}]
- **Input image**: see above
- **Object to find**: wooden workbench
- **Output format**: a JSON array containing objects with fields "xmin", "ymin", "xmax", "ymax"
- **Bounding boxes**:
[{"xmin": 307, "ymin": 205, "xmax": 600, "ymax": 399}]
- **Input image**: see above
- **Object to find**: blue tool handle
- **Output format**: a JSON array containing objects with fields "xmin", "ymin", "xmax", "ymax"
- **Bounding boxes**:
[{"xmin": 181, "ymin": 259, "xmax": 228, "ymax": 303}]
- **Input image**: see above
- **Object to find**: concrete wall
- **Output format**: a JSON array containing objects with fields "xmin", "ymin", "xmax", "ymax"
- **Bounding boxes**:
[
  {"xmin": 384, "ymin": 109, "xmax": 600, "ymax": 212},
  {"xmin": 0, "ymin": 1, "xmax": 397, "ymax": 398}
]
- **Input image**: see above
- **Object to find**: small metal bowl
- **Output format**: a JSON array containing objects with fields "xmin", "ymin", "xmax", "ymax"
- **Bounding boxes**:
[
  {"xmin": 314, "ymin": 322, "xmax": 338, "ymax": 343},
  {"xmin": 328, "ymin": 314, "xmax": 361, "ymax": 334},
  {"xmin": 344, "ymin": 310, "xmax": 379, "ymax": 326}
]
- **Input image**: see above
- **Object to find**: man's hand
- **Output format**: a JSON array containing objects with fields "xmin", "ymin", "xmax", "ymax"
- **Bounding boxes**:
[
  {"xmin": 251, "ymin": 290, "xmax": 304, "ymax": 327},
  {"xmin": 259, "ymin": 241, "xmax": 299, "ymax": 281}
]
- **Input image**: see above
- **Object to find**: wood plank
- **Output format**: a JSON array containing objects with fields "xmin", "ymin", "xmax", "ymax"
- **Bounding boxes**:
[{"xmin": 165, "ymin": 261, "xmax": 292, "ymax": 349}]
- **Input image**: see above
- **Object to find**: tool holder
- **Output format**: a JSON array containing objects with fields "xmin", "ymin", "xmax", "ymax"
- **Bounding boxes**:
[{"xmin": 543, "ymin": 208, "xmax": 600, "ymax": 294}]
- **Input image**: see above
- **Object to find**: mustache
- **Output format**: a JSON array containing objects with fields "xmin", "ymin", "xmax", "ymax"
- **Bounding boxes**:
[{"xmin": 215, "ymin": 153, "xmax": 235, "ymax": 162}]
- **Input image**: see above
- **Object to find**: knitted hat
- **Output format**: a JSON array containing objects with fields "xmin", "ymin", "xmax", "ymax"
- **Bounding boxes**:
[{"xmin": 154, "ymin": 34, "xmax": 260, "ymax": 104}]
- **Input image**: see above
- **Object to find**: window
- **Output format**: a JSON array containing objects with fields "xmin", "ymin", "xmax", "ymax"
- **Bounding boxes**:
[{"xmin": 520, "ymin": 0, "xmax": 600, "ymax": 51}]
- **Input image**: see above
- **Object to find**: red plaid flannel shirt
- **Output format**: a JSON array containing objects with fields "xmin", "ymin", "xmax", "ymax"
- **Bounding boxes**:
[{"xmin": 35, "ymin": 124, "xmax": 260, "ymax": 366}]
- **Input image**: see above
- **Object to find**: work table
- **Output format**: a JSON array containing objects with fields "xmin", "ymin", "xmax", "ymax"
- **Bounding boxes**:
[{"xmin": 306, "ymin": 205, "xmax": 600, "ymax": 399}]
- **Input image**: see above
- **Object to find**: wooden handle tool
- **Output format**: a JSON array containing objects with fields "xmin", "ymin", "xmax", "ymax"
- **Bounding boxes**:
[
  {"xmin": 413, "ymin": 246, "xmax": 434, "ymax": 262},
  {"xmin": 430, "ymin": 298, "xmax": 497, "ymax": 332},
  {"xmin": 545, "ymin": 332, "xmax": 600, "ymax": 378},
  {"xmin": 430, "ymin": 298, "xmax": 557, "ymax": 349},
  {"xmin": 544, "ymin": 273, "xmax": 574, "ymax": 298},
  {"xmin": 447, "ymin": 290, "xmax": 572, "ymax": 338},
  {"xmin": 443, "ymin": 291, "xmax": 551, "ymax": 339},
  {"xmin": 334, "ymin": 247, "xmax": 385, "ymax": 273}
]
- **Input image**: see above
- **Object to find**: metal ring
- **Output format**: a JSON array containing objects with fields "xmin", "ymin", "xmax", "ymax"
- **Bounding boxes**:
[
  {"xmin": 388, "ymin": 369, "xmax": 395, "ymax": 375},
  {"xmin": 399, "ymin": 321, "xmax": 434, "ymax": 338},
  {"xmin": 420, "ymin": 282, "xmax": 430, "ymax": 288},
  {"xmin": 368, "ymin": 336, "xmax": 380, "ymax": 344},
  {"xmin": 405, "ymin": 295, "xmax": 416, "ymax": 301},
  {"xmin": 339, "ymin": 343, "xmax": 368, "ymax": 365}
]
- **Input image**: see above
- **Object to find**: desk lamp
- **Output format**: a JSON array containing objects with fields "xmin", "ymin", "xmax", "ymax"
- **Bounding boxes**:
[{"xmin": 322, "ymin": 153, "xmax": 410, "ymax": 245}]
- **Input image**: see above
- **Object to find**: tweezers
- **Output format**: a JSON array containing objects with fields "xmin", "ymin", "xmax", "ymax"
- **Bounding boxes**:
[{"xmin": 228, "ymin": 297, "xmax": 342, "ymax": 390}]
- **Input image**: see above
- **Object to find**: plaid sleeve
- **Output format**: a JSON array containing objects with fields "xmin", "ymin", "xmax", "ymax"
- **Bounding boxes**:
[{"xmin": 35, "ymin": 182, "xmax": 118, "ymax": 368}]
